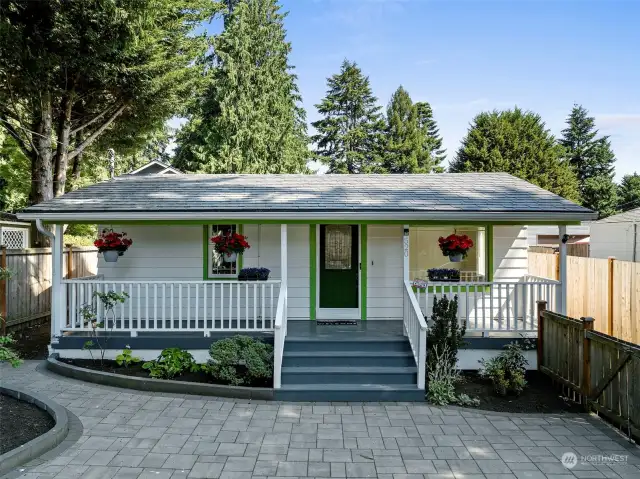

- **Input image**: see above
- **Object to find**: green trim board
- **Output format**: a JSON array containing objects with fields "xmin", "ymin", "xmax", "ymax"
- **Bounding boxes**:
[
  {"xmin": 486, "ymin": 225, "xmax": 494, "ymax": 282},
  {"xmin": 309, "ymin": 225, "xmax": 317, "ymax": 321},
  {"xmin": 360, "ymin": 225, "xmax": 367, "ymax": 322},
  {"xmin": 202, "ymin": 224, "xmax": 243, "ymax": 280}
]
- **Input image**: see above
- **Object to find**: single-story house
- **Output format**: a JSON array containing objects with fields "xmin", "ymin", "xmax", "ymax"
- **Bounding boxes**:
[
  {"xmin": 0, "ymin": 212, "xmax": 31, "ymax": 249},
  {"xmin": 590, "ymin": 207, "xmax": 640, "ymax": 262},
  {"xmin": 18, "ymin": 173, "xmax": 596, "ymax": 401}
]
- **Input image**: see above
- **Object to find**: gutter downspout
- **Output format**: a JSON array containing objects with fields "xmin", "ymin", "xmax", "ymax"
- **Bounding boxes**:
[{"xmin": 35, "ymin": 219, "xmax": 54, "ymax": 241}]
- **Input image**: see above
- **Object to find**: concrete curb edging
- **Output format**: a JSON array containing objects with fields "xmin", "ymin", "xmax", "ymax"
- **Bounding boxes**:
[
  {"xmin": 0, "ymin": 385, "xmax": 70, "ymax": 477},
  {"xmin": 46, "ymin": 355, "xmax": 275, "ymax": 400}
]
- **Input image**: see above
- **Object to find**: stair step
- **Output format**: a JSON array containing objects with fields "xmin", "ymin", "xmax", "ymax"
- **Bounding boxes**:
[
  {"xmin": 282, "ymin": 351, "xmax": 415, "ymax": 368},
  {"xmin": 284, "ymin": 338, "xmax": 411, "ymax": 353},
  {"xmin": 281, "ymin": 366, "xmax": 417, "ymax": 385},
  {"xmin": 275, "ymin": 383, "xmax": 425, "ymax": 402}
]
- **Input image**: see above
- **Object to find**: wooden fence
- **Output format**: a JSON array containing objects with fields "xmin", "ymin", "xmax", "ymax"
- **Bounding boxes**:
[
  {"xmin": 529, "ymin": 244, "xmax": 590, "ymax": 257},
  {"xmin": 529, "ymin": 252, "xmax": 640, "ymax": 344},
  {"xmin": 538, "ymin": 307, "xmax": 640, "ymax": 442},
  {"xmin": 1, "ymin": 246, "xmax": 98, "ymax": 329}
]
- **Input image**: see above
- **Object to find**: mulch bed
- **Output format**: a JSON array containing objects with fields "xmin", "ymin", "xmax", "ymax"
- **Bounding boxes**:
[
  {"xmin": 453, "ymin": 371, "xmax": 583, "ymax": 413},
  {"xmin": 7, "ymin": 319, "xmax": 51, "ymax": 360},
  {"xmin": 59, "ymin": 359, "xmax": 273, "ymax": 388},
  {"xmin": 0, "ymin": 394, "xmax": 55, "ymax": 455}
]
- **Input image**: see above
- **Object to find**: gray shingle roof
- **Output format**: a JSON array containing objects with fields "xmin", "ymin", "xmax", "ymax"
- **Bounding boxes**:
[
  {"xmin": 19, "ymin": 173, "xmax": 596, "ymax": 221},
  {"xmin": 594, "ymin": 207, "xmax": 640, "ymax": 224}
]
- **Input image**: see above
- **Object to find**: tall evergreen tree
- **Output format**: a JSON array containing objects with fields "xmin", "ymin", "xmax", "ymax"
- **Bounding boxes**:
[
  {"xmin": 382, "ymin": 86, "xmax": 422, "ymax": 173},
  {"xmin": 450, "ymin": 108, "xmax": 580, "ymax": 202},
  {"xmin": 559, "ymin": 104, "xmax": 618, "ymax": 214},
  {"xmin": 312, "ymin": 60, "xmax": 385, "ymax": 173},
  {"xmin": 618, "ymin": 172, "xmax": 640, "ymax": 211},
  {"xmin": 415, "ymin": 102, "xmax": 446, "ymax": 172},
  {"xmin": 175, "ymin": 0, "xmax": 309, "ymax": 173}
]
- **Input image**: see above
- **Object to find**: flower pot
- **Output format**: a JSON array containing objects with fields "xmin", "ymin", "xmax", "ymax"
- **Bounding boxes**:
[
  {"xmin": 449, "ymin": 253, "xmax": 463, "ymax": 263},
  {"xmin": 223, "ymin": 252, "xmax": 238, "ymax": 263},
  {"xmin": 103, "ymin": 250, "xmax": 120, "ymax": 263}
]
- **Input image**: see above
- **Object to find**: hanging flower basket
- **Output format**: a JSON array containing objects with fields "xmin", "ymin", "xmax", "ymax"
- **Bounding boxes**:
[
  {"xmin": 438, "ymin": 234, "xmax": 473, "ymax": 262},
  {"xmin": 211, "ymin": 230, "xmax": 250, "ymax": 263},
  {"xmin": 94, "ymin": 230, "xmax": 133, "ymax": 263}
]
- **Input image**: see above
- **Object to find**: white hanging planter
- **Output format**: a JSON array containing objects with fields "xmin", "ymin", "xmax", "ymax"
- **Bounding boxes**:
[
  {"xmin": 449, "ymin": 253, "xmax": 463, "ymax": 263},
  {"xmin": 103, "ymin": 250, "xmax": 120, "ymax": 263},
  {"xmin": 222, "ymin": 252, "xmax": 238, "ymax": 263}
]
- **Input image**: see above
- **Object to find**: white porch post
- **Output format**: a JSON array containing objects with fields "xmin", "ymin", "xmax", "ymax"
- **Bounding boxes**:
[
  {"xmin": 403, "ymin": 225, "xmax": 409, "ymax": 281},
  {"xmin": 558, "ymin": 225, "xmax": 567, "ymax": 315},
  {"xmin": 281, "ymin": 224, "xmax": 288, "ymax": 324},
  {"xmin": 52, "ymin": 224, "xmax": 65, "ymax": 342}
]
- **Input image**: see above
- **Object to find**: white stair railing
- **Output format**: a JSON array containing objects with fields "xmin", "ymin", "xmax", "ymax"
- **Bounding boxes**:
[
  {"xmin": 273, "ymin": 285, "xmax": 287, "ymax": 389},
  {"xmin": 403, "ymin": 280, "xmax": 428, "ymax": 389}
]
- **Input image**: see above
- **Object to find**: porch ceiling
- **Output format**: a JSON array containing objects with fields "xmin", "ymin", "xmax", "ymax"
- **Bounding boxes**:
[{"xmin": 18, "ymin": 173, "xmax": 596, "ymax": 223}]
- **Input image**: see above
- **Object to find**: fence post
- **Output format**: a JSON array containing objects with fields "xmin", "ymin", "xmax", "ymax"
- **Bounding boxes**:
[
  {"xmin": 66, "ymin": 244, "xmax": 73, "ymax": 279},
  {"xmin": 607, "ymin": 257, "xmax": 615, "ymax": 336},
  {"xmin": 581, "ymin": 316, "xmax": 595, "ymax": 411},
  {"xmin": 0, "ymin": 246, "xmax": 6, "ymax": 336},
  {"xmin": 536, "ymin": 300, "xmax": 547, "ymax": 371}
]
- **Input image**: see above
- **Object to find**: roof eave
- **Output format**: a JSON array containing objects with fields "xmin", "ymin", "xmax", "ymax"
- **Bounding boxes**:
[{"xmin": 17, "ymin": 210, "xmax": 598, "ymax": 223}]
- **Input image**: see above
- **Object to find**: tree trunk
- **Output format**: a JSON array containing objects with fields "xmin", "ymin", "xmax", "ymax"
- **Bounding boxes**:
[
  {"xmin": 53, "ymin": 94, "xmax": 73, "ymax": 197},
  {"xmin": 70, "ymin": 132, "xmax": 83, "ymax": 187},
  {"xmin": 29, "ymin": 92, "xmax": 54, "ymax": 247}
]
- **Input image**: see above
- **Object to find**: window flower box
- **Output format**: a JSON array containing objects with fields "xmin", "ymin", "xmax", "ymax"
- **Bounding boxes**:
[
  {"xmin": 427, "ymin": 268, "xmax": 461, "ymax": 282},
  {"xmin": 238, "ymin": 267, "xmax": 270, "ymax": 281}
]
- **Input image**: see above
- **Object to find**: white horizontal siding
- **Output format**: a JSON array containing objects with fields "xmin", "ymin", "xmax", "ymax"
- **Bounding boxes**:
[
  {"xmin": 367, "ymin": 225, "xmax": 403, "ymax": 320},
  {"xmin": 493, "ymin": 226, "xmax": 528, "ymax": 282}
]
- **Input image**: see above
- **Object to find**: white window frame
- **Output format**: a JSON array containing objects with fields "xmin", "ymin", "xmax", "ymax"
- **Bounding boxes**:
[{"xmin": 207, "ymin": 224, "xmax": 241, "ymax": 279}]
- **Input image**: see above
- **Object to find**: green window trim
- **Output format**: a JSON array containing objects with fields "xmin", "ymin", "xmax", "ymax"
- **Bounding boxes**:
[
  {"xmin": 202, "ymin": 224, "xmax": 244, "ymax": 281},
  {"xmin": 360, "ymin": 225, "xmax": 367, "ymax": 322},
  {"xmin": 309, "ymin": 224, "xmax": 317, "ymax": 321}
]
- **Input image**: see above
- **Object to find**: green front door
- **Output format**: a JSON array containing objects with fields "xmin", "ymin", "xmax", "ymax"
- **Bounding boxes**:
[{"xmin": 319, "ymin": 225, "xmax": 359, "ymax": 309}]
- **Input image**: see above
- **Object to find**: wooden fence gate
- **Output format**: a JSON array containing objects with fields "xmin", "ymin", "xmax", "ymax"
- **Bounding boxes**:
[{"xmin": 538, "ymin": 304, "xmax": 640, "ymax": 441}]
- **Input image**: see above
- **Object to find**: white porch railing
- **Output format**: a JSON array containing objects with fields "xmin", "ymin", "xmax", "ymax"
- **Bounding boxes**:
[
  {"xmin": 273, "ymin": 285, "xmax": 287, "ymax": 389},
  {"xmin": 413, "ymin": 276, "xmax": 559, "ymax": 333},
  {"xmin": 403, "ymin": 280, "xmax": 427, "ymax": 390},
  {"xmin": 63, "ymin": 279, "xmax": 281, "ymax": 335}
]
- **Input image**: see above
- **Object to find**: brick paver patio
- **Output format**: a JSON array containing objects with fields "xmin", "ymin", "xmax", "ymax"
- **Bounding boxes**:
[{"xmin": 1, "ymin": 361, "xmax": 639, "ymax": 479}]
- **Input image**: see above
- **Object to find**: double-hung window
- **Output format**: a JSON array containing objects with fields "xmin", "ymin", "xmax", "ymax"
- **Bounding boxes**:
[{"xmin": 207, "ymin": 224, "xmax": 240, "ymax": 278}]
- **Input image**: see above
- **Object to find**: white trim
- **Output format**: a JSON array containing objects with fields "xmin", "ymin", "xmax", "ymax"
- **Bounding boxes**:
[
  {"xmin": 316, "ymin": 224, "xmax": 361, "ymax": 320},
  {"xmin": 558, "ymin": 225, "xmax": 568, "ymax": 315},
  {"xmin": 17, "ymin": 211, "xmax": 597, "ymax": 222},
  {"xmin": 403, "ymin": 225, "xmax": 409, "ymax": 282},
  {"xmin": 0, "ymin": 220, "xmax": 31, "ymax": 227},
  {"xmin": 128, "ymin": 160, "xmax": 183, "ymax": 175}
]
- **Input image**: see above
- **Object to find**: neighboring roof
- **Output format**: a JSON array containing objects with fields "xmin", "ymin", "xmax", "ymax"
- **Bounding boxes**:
[
  {"xmin": 18, "ymin": 173, "xmax": 597, "ymax": 222},
  {"xmin": 128, "ymin": 160, "xmax": 182, "ymax": 176},
  {"xmin": 594, "ymin": 207, "xmax": 640, "ymax": 224},
  {"xmin": 0, "ymin": 212, "xmax": 30, "ymax": 226}
]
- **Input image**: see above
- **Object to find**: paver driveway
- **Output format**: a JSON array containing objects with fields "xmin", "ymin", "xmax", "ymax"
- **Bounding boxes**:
[{"xmin": 1, "ymin": 362, "xmax": 639, "ymax": 479}]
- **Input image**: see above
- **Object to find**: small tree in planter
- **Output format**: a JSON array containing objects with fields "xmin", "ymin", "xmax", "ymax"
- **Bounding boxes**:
[
  {"xmin": 94, "ymin": 230, "xmax": 133, "ymax": 262},
  {"xmin": 427, "ymin": 295, "xmax": 465, "ymax": 373},
  {"xmin": 80, "ymin": 290, "xmax": 129, "ymax": 366},
  {"xmin": 211, "ymin": 231, "xmax": 250, "ymax": 263},
  {"xmin": 438, "ymin": 234, "xmax": 473, "ymax": 262}
]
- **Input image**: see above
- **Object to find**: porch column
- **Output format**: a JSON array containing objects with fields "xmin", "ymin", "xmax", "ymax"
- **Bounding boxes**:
[
  {"xmin": 281, "ymin": 224, "xmax": 288, "ymax": 321},
  {"xmin": 403, "ymin": 225, "xmax": 409, "ymax": 282},
  {"xmin": 558, "ymin": 225, "xmax": 567, "ymax": 315},
  {"xmin": 51, "ymin": 224, "xmax": 66, "ymax": 342}
]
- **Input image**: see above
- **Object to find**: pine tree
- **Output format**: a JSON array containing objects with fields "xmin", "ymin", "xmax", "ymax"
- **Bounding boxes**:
[
  {"xmin": 415, "ymin": 102, "xmax": 446, "ymax": 172},
  {"xmin": 311, "ymin": 60, "xmax": 385, "ymax": 173},
  {"xmin": 559, "ymin": 104, "xmax": 618, "ymax": 214},
  {"xmin": 175, "ymin": 0, "xmax": 309, "ymax": 173},
  {"xmin": 618, "ymin": 172, "xmax": 640, "ymax": 211},
  {"xmin": 450, "ymin": 108, "xmax": 580, "ymax": 202},
  {"xmin": 382, "ymin": 86, "xmax": 422, "ymax": 173}
]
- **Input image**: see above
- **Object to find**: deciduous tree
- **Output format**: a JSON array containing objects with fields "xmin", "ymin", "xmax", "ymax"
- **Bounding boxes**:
[{"xmin": 450, "ymin": 108, "xmax": 580, "ymax": 201}]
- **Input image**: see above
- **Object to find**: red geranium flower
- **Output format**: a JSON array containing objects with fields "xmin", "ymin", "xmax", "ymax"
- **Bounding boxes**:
[
  {"xmin": 211, "ymin": 231, "xmax": 250, "ymax": 257},
  {"xmin": 438, "ymin": 234, "xmax": 474, "ymax": 258},
  {"xmin": 94, "ymin": 230, "xmax": 133, "ymax": 253}
]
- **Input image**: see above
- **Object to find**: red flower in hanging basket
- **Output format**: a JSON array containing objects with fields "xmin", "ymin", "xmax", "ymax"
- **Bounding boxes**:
[
  {"xmin": 438, "ymin": 234, "xmax": 474, "ymax": 258},
  {"xmin": 211, "ymin": 231, "xmax": 250, "ymax": 257},
  {"xmin": 94, "ymin": 230, "xmax": 133, "ymax": 253}
]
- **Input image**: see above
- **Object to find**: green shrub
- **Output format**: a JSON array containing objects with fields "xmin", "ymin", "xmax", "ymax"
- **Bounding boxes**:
[
  {"xmin": 0, "ymin": 335, "xmax": 22, "ymax": 367},
  {"xmin": 142, "ymin": 348, "xmax": 199, "ymax": 379},
  {"xmin": 115, "ymin": 347, "xmax": 141, "ymax": 368},
  {"xmin": 427, "ymin": 343, "xmax": 479, "ymax": 407},
  {"xmin": 479, "ymin": 342, "xmax": 529, "ymax": 396},
  {"xmin": 427, "ymin": 295, "xmax": 465, "ymax": 374},
  {"xmin": 205, "ymin": 336, "xmax": 273, "ymax": 386}
]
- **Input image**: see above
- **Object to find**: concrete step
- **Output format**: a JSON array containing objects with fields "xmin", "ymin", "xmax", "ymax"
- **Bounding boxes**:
[
  {"xmin": 281, "ymin": 366, "xmax": 417, "ymax": 385},
  {"xmin": 275, "ymin": 383, "xmax": 425, "ymax": 402},
  {"xmin": 282, "ymin": 351, "xmax": 415, "ymax": 368},
  {"xmin": 284, "ymin": 337, "xmax": 412, "ymax": 353}
]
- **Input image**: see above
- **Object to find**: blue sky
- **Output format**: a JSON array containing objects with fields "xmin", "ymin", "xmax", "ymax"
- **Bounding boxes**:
[{"xmin": 195, "ymin": 0, "xmax": 640, "ymax": 179}]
